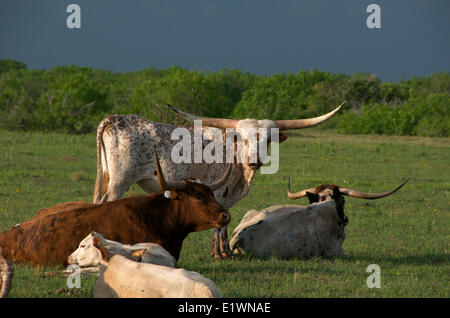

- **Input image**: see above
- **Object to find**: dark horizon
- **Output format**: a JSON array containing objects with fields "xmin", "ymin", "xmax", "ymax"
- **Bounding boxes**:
[{"xmin": 1, "ymin": 0, "xmax": 449, "ymax": 82}]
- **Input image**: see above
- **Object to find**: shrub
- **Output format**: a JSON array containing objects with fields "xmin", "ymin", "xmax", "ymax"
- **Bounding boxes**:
[
  {"xmin": 34, "ymin": 73, "xmax": 110, "ymax": 133},
  {"xmin": 337, "ymin": 94, "xmax": 449, "ymax": 137},
  {"xmin": 0, "ymin": 58, "xmax": 447, "ymax": 137},
  {"xmin": 129, "ymin": 67, "xmax": 233, "ymax": 123}
]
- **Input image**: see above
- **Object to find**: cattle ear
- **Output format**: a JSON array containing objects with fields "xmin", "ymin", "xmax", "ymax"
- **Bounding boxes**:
[
  {"xmin": 279, "ymin": 133, "xmax": 288, "ymax": 143},
  {"xmin": 306, "ymin": 192, "xmax": 319, "ymax": 204},
  {"xmin": 93, "ymin": 237, "xmax": 109, "ymax": 262},
  {"xmin": 130, "ymin": 249, "xmax": 146, "ymax": 262},
  {"xmin": 93, "ymin": 237, "xmax": 101, "ymax": 248}
]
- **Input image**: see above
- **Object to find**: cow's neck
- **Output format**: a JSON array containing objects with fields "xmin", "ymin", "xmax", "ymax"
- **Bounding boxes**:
[
  {"xmin": 242, "ymin": 164, "xmax": 257, "ymax": 185},
  {"xmin": 214, "ymin": 163, "xmax": 256, "ymax": 210},
  {"xmin": 162, "ymin": 198, "xmax": 195, "ymax": 259},
  {"xmin": 130, "ymin": 195, "xmax": 190, "ymax": 260},
  {"xmin": 237, "ymin": 163, "xmax": 257, "ymax": 197}
]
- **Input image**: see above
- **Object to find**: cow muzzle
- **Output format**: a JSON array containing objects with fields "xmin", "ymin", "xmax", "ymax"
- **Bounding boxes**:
[
  {"xmin": 67, "ymin": 255, "xmax": 75, "ymax": 265},
  {"xmin": 218, "ymin": 211, "xmax": 231, "ymax": 226}
]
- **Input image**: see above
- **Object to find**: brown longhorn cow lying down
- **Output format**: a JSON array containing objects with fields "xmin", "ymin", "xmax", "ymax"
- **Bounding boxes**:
[
  {"xmin": 0, "ymin": 149, "xmax": 231, "ymax": 266},
  {"xmin": 230, "ymin": 179, "xmax": 408, "ymax": 259}
]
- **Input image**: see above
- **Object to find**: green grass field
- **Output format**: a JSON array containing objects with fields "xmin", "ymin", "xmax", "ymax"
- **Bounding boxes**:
[{"xmin": 0, "ymin": 129, "xmax": 448, "ymax": 298}]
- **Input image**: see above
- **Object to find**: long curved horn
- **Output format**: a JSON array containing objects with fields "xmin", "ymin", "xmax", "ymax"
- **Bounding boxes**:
[
  {"xmin": 153, "ymin": 147, "xmax": 186, "ymax": 191},
  {"xmin": 275, "ymin": 101, "xmax": 346, "ymax": 131},
  {"xmin": 167, "ymin": 104, "xmax": 239, "ymax": 129},
  {"xmin": 287, "ymin": 177, "xmax": 317, "ymax": 199},
  {"xmin": 339, "ymin": 179, "xmax": 409, "ymax": 200},
  {"xmin": 0, "ymin": 247, "xmax": 13, "ymax": 298},
  {"xmin": 207, "ymin": 164, "xmax": 233, "ymax": 192}
]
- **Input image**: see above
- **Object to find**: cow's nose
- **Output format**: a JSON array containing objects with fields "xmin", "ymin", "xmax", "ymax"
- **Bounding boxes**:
[{"xmin": 67, "ymin": 255, "xmax": 73, "ymax": 264}]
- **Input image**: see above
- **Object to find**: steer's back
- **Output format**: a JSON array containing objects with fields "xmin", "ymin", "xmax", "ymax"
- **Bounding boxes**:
[
  {"xmin": 35, "ymin": 201, "xmax": 95, "ymax": 219},
  {"xmin": 99, "ymin": 116, "xmax": 211, "ymax": 199}
]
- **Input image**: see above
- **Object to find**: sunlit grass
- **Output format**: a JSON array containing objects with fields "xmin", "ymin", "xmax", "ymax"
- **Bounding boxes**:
[{"xmin": 0, "ymin": 129, "xmax": 448, "ymax": 297}]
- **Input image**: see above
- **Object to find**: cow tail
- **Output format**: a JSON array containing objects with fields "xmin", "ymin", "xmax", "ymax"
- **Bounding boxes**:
[
  {"xmin": 0, "ymin": 247, "xmax": 13, "ymax": 298},
  {"xmin": 93, "ymin": 118, "xmax": 110, "ymax": 203}
]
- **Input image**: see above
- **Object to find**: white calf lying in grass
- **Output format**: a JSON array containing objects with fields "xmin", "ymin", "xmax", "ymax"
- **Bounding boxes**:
[
  {"xmin": 68, "ymin": 231, "xmax": 177, "ymax": 268},
  {"xmin": 92, "ymin": 237, "xmax": 221, "ymax": 298}
]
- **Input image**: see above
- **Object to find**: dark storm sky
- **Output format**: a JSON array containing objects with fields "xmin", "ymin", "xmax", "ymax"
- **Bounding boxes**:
[{"xmin": 0, "ymin": 0, "xmax": 449, "ymax": 82}]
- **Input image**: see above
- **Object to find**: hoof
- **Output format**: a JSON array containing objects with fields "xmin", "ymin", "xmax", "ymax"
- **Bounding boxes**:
[
  {"xmin": 221, "ymin": 248, "xmax": 233, "ymax": 258},
  {"xmin": 212, "ymin": 253, "xmax": 222, "ymax": 260}
]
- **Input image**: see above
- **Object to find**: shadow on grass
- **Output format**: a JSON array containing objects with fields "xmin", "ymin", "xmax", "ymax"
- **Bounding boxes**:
[
  {"xmin": 228, "ymin": 251, "xmax": 449, "ymax": 266},
  {"xmin": 189, "ymin": 252, "xmax": 448, "ymax": 277},
  {"xmin": 340, "ymin": 253, "xmax": 448, "ymax": 266}
]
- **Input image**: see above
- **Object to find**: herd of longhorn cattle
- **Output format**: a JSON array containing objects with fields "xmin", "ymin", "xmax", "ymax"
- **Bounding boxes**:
[{"xmin": 0, "ymin": 101, "xmax": 408, "ymax": 298}]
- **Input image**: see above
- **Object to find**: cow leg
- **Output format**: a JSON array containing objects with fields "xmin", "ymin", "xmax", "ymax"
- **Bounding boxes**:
[
  {"xmin": 210, "ymin": 228, "xmax": 222, "ymax": 259},
  {"xmin": 100, "ymin": 179, "xmax": 134, "ymax": 203},
  {"xmin": 218, "ymin": 225, "xmax": 232, "ymax": 258},
  {"xmin": 99, "ymin": 193, "xmax": 109, "ymax": 204},
  {"xmin": 137, "ymin": 179, "xmax": 160, "ymax": 194}
]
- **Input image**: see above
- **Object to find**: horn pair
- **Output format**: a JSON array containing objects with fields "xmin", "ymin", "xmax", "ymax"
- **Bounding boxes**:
[
  {"xmin": 153, "ymin": 147, "xmax": 232, "ymax": 192},
  {"xmin": 287, "ymin": 178, "xmax": 409, "ymax": 200},
  {"xmin": 167, "ymin": 101, "xmax": 346, "ymax": 131}
]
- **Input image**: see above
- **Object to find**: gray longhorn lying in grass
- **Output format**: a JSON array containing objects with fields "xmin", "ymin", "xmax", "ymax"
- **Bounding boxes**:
[{"xmin": 230, "ymin": 179, "xmax": 409, "ymax": 259}]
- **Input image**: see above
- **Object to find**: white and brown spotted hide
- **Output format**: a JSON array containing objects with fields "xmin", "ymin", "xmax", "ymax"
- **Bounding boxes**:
[{"xmin": 94, "ymin": 115, "xmax": 254, "ymax": 209}]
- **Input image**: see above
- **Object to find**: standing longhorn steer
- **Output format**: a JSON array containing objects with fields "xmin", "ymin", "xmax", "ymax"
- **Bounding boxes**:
[
  {"xmin": 0, "ymin": 149, "xmax": 231, "ymax": 266},
  {"xmin": 92, "ymin": 102, "xmax": 345, "ymax": 258},
  {"xmin": 230, "ymin": 179, "xmax": 408, "ymax": 259}
]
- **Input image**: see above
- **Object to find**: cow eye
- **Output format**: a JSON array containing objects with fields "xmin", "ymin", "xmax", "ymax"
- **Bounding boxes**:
[{"xmin": 80, "ymin": 245, "xmax": 85, "ymax": 248}]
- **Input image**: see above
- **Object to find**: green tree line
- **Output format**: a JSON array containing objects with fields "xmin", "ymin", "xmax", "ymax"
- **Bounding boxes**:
[{"xmin": 0, "ymin": 58, "xmax": 448, "ymax": 136}]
